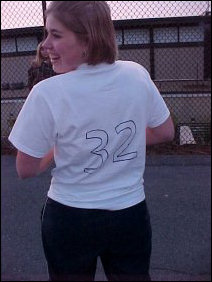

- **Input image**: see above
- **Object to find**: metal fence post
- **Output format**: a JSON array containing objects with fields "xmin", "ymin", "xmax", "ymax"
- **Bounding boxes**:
[{"xmin": 42, "ymin": 1, "xmax": 47, "ymax": 26}]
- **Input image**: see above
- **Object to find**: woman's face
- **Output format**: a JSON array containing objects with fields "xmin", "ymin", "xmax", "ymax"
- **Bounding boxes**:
[{"xmin": 43, "ymin": 14, "xmax": 87, "ymax": 73}]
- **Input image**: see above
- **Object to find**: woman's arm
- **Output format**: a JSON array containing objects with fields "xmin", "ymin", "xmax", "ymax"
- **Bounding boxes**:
[
  {"xmin": 16, "ymin": 148, "xmax": 54, "ymax": 179},
  {"xmin": 146, "ymin": 115, "xmax": 175, "ymax": 146}
]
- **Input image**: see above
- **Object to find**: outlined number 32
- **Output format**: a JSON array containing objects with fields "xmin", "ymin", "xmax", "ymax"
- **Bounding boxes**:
[{"xmin": 84, "ymin": 120, "xmax": 137, "ymax": 174}]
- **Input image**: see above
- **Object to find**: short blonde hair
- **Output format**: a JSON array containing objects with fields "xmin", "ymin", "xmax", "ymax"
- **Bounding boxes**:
[{"xmin": 45, "ymin": 1, "xmax": 118, "ymax": 65}]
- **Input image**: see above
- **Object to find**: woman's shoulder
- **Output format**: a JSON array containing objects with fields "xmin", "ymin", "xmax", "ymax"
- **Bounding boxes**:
[
  {"xmin": 33, "ymin": 73, "xmax": 61, "ymax": 91},
  {"xmin": 116, "ymin": 60, "xmax": 150, "ymax": 76}
]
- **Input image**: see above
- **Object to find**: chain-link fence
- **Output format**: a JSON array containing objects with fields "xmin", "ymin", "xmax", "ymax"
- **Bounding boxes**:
[{"xmin": 1, "ymin": 1, "xmax": 211, "ymax": 154}]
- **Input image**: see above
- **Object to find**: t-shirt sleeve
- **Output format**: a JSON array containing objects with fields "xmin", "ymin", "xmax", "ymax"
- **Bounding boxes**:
[
  {"xmin": 145, "ymin": 72, "xmax": 170, "ymax": 128},
  {"xmin": 8, "ymin": 87, "xmax": 57, "ymax": 158}
]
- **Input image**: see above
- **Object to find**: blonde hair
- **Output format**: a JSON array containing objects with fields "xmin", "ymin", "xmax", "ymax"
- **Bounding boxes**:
[
  {"xmin": 32, "ymin": 41, "xmax": 49, "ymax": 67},
  {"xmin": 45, "ymin": 1, "xmax": 118, "ymax": 65}
]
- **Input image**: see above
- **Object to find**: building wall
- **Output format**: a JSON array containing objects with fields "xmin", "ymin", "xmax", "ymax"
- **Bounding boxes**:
[
  {"xmin": 1, "ymin": 55, "xmax": 34, "ymax": 86},
  {"xmin": 118, "ymin": 49, "xmax": 151, "ymax": 73},
  {"xmin": 164, "ymin": 95, "xmax": 211, "ymax": 124},
  {"xmin": 118, "ymin": 46, "xmax": 205, "ymax": 80},
  {"xmin": 1, "ymin": 46, "xmax": 205, "ymax": 87},
  {"xmin": 155, "ymin": 46, "xmax": 204, "ymax": 80}
]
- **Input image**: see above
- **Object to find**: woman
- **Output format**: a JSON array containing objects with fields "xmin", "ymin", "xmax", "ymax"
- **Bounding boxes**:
[
  {"xmin": 28, "ymin": 41, "xmax": 56, "ymax": 90},
  {"xmin": 9, "ymin": 2, "xmax": 175, "ymax": 281}
]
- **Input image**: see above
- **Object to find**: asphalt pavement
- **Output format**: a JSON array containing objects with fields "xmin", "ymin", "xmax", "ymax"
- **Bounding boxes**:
[{"xmin": 1, "ymin": 155, "xmax": 211, "ymax": 281}]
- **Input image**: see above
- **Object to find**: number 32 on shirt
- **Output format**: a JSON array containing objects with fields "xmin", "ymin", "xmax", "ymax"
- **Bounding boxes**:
[{"xmin": 84, "ymin": 120, "xmax": 138, "ymax": 174}]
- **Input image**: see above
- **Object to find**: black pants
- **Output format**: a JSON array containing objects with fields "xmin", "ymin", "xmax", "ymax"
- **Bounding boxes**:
[{"xmin": 41, "ymin": 198, "xmax": 152, "ymax": 281}]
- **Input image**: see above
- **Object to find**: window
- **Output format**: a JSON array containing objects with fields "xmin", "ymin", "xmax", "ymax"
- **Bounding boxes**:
[
  {"xmin": 1, "ymin": 38, "xmax": 16, "ymax": 53},
  {"xmin": 116, "ymin": 30, "xmax": 123, "ymax": 46},
  {"xmin": 17, "ymin": 36, "xmax": 38, "ymax": 52},
  {"xmin": 1, "ymin": 36, "xmax": 38, "ymax": 54},
  {"xmin": 154, "ymin": 27, "xmax": 178, "ymax": 43},
  {"xmin": 124, "ymin": 29, "xmax": 150, "ymax": 45},
  {"xmin": 179, "ymin": 26, "xmax": 204, "ymax": 42}
]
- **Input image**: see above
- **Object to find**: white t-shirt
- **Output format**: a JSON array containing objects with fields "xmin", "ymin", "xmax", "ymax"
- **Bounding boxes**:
[{"xmin": 9, "ymin": 60, "xmax": 170, "ymax": 210}]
